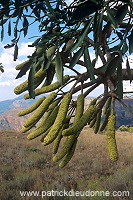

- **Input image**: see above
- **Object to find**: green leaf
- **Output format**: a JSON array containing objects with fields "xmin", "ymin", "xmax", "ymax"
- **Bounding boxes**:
[
  {"xmin": 126, "ymin": 58, "xmax": 132, "ymax": 84},
  {"xmin": 107, "ymin": 8, "xmax": 118, "ymax": 28},
  {"xmin": 14, "ymin": 17, "xmax": 19, "ymax": 38},
  {"xmin": 71, "ymin": 17, "xmax": 94, "ymax": 52},
  {"xmin": 115, "ymin": 4, "xmax": 128, "ymax": 24},
  {"xmin": 43, "ymin": 59, "xmax": 51, "ymax": 71},
  {"xmin": 0, "ymin": 18, "xmax": 8, "ymax": 25},
  {"xmin": 93, "ymin": 12, "xmax": 103, "ymax": 58},
  {"xmin": 16, "ymin": 60, "xmax": 32, "ymax": 79},
  {"xmin": 55, "ymin": 51, "xmax": 63, "ymax": 85},
  {"xmin": 23, "ymin": 16, "xmax": 29, "ymax": 37},
  {"xmin": 106, "ymin": 55, "xmax": 121, "ymax": 76},
  {"xmin": 38, "ymin": 54, "xmax": 45, "ymax": 68},
  {"xmin": 43, "ymin": 63, "xmax": 55, "ymax": 86},
  {"xmin": 67, "ymin": 3, "xmax": 99, "ymax": 26},
  {"xmin": 15, "ymin": 0, "xmax": 21, "ymax": 9},
  {"xmin": 28, "ymin": 65, "xmax": 35, "ymax": 99},
  {"xmin": 97, "ymin": 55, "xmax": 118, "ymax": 74},
  {"xmin": 0, "ymin": 64, "xmax": 4, "ymax": 73},
  {"xmin": 128, "ymin": 29, "xmax": 133, "ymax": 55},
  {"xmin": 8, "ymin": 20, "xmax": 11, "ymax": 36},
  {"xmin": 46, "ymin": 46, "xmax": 57, "ymax": 61},
  {"xmin": 84, "ymin": 47, "xmax": 95, "ymax": 82},
  {"xmin": 121, "ymin": 40, "xmax": 128, "ymax": 54},
  {"xmin": 1, "ymin": 26, "xmax": 4, "ymax": 42},
  {"xmin": 109, "ymin": 44, "xmax": 120, "ymax": 52},
  {"xmin": 116, "ymin": 63, "xmax": 123, "ymax": 99},
  {"xmin": 28, "ymin": 38, "xmax": 41, "ymax": 47},
  {"xmin": 69, "ymin": 46, "xmax": 84, "ymax": 69},
  {"xmin": 14, "ymin": 44, "xmax": 18, "ymax": 61}
]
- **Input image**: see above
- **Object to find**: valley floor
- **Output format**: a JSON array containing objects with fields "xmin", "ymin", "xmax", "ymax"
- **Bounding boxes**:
[{"xmin": 0, "ymin": 128, "xmax": 133, "ymax": 200}]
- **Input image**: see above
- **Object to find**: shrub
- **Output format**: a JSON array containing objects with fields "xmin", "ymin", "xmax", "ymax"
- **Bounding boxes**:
[{"xmin": 118, "ymin": 125, "xmax": 133, "ymax": 132}]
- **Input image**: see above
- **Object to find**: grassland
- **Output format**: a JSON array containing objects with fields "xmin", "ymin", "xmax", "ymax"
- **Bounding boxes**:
[{"xmin": 0, "ymin": 127, "xmax": 133, "ymax": 200}]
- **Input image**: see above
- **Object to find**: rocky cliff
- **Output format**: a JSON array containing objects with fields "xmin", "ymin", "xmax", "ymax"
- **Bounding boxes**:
[{"xmin": 0, "ymin": 96, "xmax": 132, "ymax": 131}]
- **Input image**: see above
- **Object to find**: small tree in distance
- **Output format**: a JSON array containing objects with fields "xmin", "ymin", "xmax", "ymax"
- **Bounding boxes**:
[{"xmin": 0, "ymin": 0, "xmax": 133, "ymax": 167}]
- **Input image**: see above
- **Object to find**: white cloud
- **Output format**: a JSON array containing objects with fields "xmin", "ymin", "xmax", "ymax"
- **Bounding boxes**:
[
  {"xmin": 18, "ymin": 42, "xmax": 35, "ymax": 57},
  {"xmin": 0, "ymin": 42, "xmax": 35, "ymax": 101}
]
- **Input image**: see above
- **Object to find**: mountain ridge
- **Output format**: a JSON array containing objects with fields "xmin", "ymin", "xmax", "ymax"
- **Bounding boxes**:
[{"xmin": 0, "ymin": 96, "xmax": 132, "ymax": 131}]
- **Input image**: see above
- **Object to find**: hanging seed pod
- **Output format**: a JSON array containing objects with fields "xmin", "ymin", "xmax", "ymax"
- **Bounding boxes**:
[
  {"xmin": 62, "ymin": 105, "xmax": 96, "ymax": 136},
  {"xmin": 53, "ymin": 134, "xmax": 77, "ymax": 163},
  {"xmin": 52, "ymin": 125, "xmax": 64, "ymax": 154},
  {"xmin": 104, "ymin": 96, "xmax": 111, "ymax": 114},
  {"xmin": 106, "ymin": 114, "xmax": 118, "ymax": 161},
  {"xmin": 14, "ymin": 68, "xmax": 46, "ymax": 95},
  {"xmin": 24, "ymin": 75, "xmax": 70, "ymax": 99},
  {"xmin": 89, "ymin": 97, "xmax": 98, "ymax": 106},
  {"xmin": 52, "ymin": 115, "xmax": 71, "ymax": 154},
  {"xmin": 15, "ymin": 60, "xmax": 31, "ymax": 70},
  {"xmin": 42, "ymin": 93, "xmax": 72, "ymax": 146},
  {"xmin": 74, "ymin": 94, "xmax": 84, "ymax": 123},
  {"xmin": 94, "ymin": 109, "xmax": 102, "ymax": 134},
  {"xmin": 21, "ymin": 121, "xmax": 38, "ymax": 133},
  {"xmin": 27, "ymin": 105, "xmax": 59, "ymax": 140},
  {"xmin": 24, "ymin": 92, "xmax": 57, "ymax": 128},
  {"xmin": 47, "ymin": 98, "xmax": 61, "ymax": 111},
  {"xmin": 89, "ymin": 116, "xmax": 97, "ymax": 128},
  {"xmin": 59, "ymin": 139, "xmax": 77, "ymax": 168},
  {"xmin": 99, "ymin": 108, "xmax": 111, "ymax": 132},
  {"xmin": 18, "ymin": 96, "xmax": 46, "ymax": 116},
  {"xmin": 40, "ymin": 127, "xmax": 52, "ymax": 142}
]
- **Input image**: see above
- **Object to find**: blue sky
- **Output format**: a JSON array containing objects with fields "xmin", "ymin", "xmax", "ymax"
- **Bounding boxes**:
[{"xmin": 0, "ymin": 2, "xmax": 132, "ymax": 101}]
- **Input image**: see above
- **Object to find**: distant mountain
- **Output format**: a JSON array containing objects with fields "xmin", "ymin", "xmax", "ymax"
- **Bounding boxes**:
[
  {"xmin": 0, "ymin": 95, "xmax": 37, "ymax": 114},
  {"xmin": 0, "ymin": 95, "xmax": 39, "ymax": 131},
  {"xmin": 0, "ymin": 96, "xmax": 132, "ymax": 131}
]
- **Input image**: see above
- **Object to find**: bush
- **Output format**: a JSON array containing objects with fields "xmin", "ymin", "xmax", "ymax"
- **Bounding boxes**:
[{"xmin": 118, "ymin": 125, "xmax": 133, "ymax": 132}]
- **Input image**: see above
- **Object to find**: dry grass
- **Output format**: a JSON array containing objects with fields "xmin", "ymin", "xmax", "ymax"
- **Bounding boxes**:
[{"xmin": 0, "ymin": 128, "xmax": 133, "ymax": 200}]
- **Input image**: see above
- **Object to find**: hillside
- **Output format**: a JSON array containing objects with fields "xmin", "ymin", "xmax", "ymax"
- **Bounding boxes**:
[
  {"xmin": 0, "ymin": 96, "xmax": 132, "ymax": 131},
  {"xmin": 0, "ymin": 95, "xmax": 37, "ymax": 114},
  {"xmin": 0, "ymin": 129, "xmax": 133, "ymax": 200}
]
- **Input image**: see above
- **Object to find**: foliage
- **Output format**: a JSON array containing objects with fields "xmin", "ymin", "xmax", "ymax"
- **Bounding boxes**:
[
  {"xmin": 118, "ymin": 125, "xmax": 133, "ymax": 132},
  {"xmin": 0, "ymin": 0, "xmax": 133, "ymax": 166}
]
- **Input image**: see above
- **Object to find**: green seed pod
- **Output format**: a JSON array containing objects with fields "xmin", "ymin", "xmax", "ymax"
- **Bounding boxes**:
[
  {"xmin": 104, "ymin": 97, "xmax": 111, "ymax": 114},
  {"xmin": 99, "ymin": 108, "xmax": 111, "ymax": 132},
  {"xmin": 18, "ymin": 96, "xmax": 46, "ymax": 116},
  {"xmin": 24, "ymin": 75, "xmax": 70, "ymax": 99},
  {"xmin": 14, "ymin": 68, "xmax": 46, "ymax": 95},
  {"xmin": 21, "ymin": 122, "xmax": 37, "ymax": 133},
  {"xmin": 46, "ymin": 46, "xmax": 57, "ymax": 60},
  {"xmin": 52, "ymin": 126, "xmax": 64, "ymax": 154},
  {"xmin": 15, "ymin": 60, "xmax": 31, "ymax": 70},
  {"xmin": 74, "ymin": 94, "xmax": 84, "ymax": 123},
  {"xmin": 94, "ymin": 109, "xmax": 102, "ymax": 134},
  {"xmin": 24, "ymin": 92, "xmax": 57, "ymax": 128},
  {"xmin": 53, "ymin": 134, "xmax": 77, "ymax": 162},
  {"xmin": 52, "ymin": 117, "xmax": 71, "ymax": 154},
  {"xmin": 27, "ymin": 105, "xmax": 59, "ymax": 140},
  {"xmin": 62, "ymin": 105, "xmax": 95, "ymax": 136},
  {"xmin": 42, "ymin": 93, "xmax": 72, "ymax": 146},
  {"xmin": 40, "ymin": 127, "xmax": 51, "ymax": 142},
  {"xmin": 89, "ymin": 116, "xmax": 97, "ymax": 128},
  {"xmin": 59, "ymin": 139, "xmax": 77, "ymax": 168},
  {"xmin": 106, "ymin": 114, "xmax": 118, "ymax": 161},
  {"xmin": 47, "ymin": 98, "xmax": 61, "ymax": 111},
  {"xmin": 89, "ymin": 98, "xmax": 98, "ymax": 106}
]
